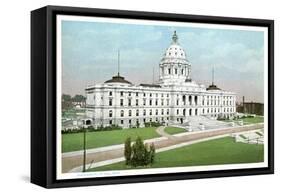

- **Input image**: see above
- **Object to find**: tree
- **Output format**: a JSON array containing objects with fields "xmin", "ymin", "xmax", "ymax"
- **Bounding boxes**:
[
  {"xmin": 72, "ymin": 94, "xmax": 86, "ymax": 102},
  {"xmin": 62, "ymin": 94, "xmax": 73, "ymax": 110},
  {"xmin": 124, "ymin": 137, "xmax": 132, "ymax": 165},
  {"xmin": 131, "ymin": 136, "xmax": 146, "ymax": 167},
  {"xmin": 125, "ymin": 136, "xmax": 156, "ymax": 167},
  {"xmin": 62, "ymin": 94, "xmax": 72, "ymax": 102},
  {"xmin": 149, "ymin": 143, "xmax": 156, "ymax": 164}
]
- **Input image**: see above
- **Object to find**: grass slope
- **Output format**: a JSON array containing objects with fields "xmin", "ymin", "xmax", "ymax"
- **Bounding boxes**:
[
  {"xmin": 164, "ymin": 127, "xmax": 186, "ymax": 135},
  {"xmin": 242, "ymin": 116, "xmax": 264, "ymax": 124},
  {"xmin": 88, "ymin": 137, "xmax": 264, "ymax": 171},
  {"xmin": 62, "ymin": 127, "xmax": 159, "ymax": 153}
]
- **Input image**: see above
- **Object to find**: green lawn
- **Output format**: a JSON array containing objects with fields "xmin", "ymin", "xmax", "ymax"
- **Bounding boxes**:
[
  {"xmin": 223, "ymin": 116, "xmax": 264, "ymax": 125},
  {"xmin": 241, "ymin": 116, "xmax": 264, "ymax": 124},
  {"xmin": 164, "ymin": 127, "xmax": 186, "ymax": 135},
  {"xmin": 62, "ymin": 127, "xmax": 159, "ymax": 153},
  {"xmin": 88, "ymin": 137, "xmax": 264, "ymax": 172}
]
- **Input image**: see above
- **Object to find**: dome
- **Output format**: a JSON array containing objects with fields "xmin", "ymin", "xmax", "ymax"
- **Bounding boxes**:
[
  {"xmin": 164, "ymin": 44, "xmax": 187, "ymax": 59},
  {"xmin": 104, "ymin": 74, "xmax": 132, "ymax": 85},
  {"xmin": 163, "ymin": 31, "xmax": 187, "ymax": 60}
]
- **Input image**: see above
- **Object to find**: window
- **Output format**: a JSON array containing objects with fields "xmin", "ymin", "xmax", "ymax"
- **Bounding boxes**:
[
  {"xmin": 167, "ymin": 99, "xmax": 169, "ymax": 106},
  {"xmin": 176, "ymin": 100, "xmax": 179, "ymax": 106},
  {"xmin": 109, "ymin": 91, "xmax": 112, "ymax": 96},
  {"xmin": 167, "ymin": 109, "xmax": 169, "ymax": 115},
  {"xmin": 181, "ymin": 69, "xmax": 184, "ymax": 75},
  {"xmin": 156, "ymin": 109, "xmax": 158, "ymax": 115},
  {"xmin": 168, "ymin": 68, "xmax": 171, "ymax": 74},
  {"xmin": 177, "ymin": 109, "xmax": 179, "ymax": 115},
  {"xmin": 136, "ymin": 92, "xmax": 139, "ymax": 97},
  {"xmin": 121, "ymin": 120, "xmax": 123, "ymax": 124},
  {"xmin": 109, "ymin": 110, "xmax": 113, "ymax": 117},
  {"xmin": 175, "ymin": 68, "xmax": 177, "ymax": 74},
  {"xmin": 150, "ymin": 93, "xmax": 152, "ymax": 97},
  {"xmin": 109, "ymin": 99, "xmax": 112, "ymax": 106},
  {"xmin": 129, "ymin": 110, "xmax": 132, "ymax": 117},
  {"xmin": 121, "ymin": 110, "xmax": 124, "ymax": 117},
  {"xmin": 155, "ymin": 100, "xmax": 158, "ymax": 106},
  {"xmin": 143, "ymin": 109, "xmax": 146, "ymax": 116},
  {"xmin": 128, "ymin": 99, "xmax": 131, "ymax": 106},
  {"xmin": 143, "ymin": 93, "xmax": 146, "ymax": 97},
  {"xmin": 150, "ymin": 109, "xmax": 152, "ymax": 115},
  {"xmin": 109, "ymin": 120, "xmax": 112, "ymax": 125},
  {"xmin": 143, "ymin": 99, "xmax": 146, "ymax": 106},
  {"xmin": 120, "ymin": 91, "xmax": 124, "ymax": 96},
  {"xmin": 149, "ymin": 99, "xmax": 152, "ymax": 106},
  {"xmin": 161, "ymin": 99, "xmax": 164, "ymax": 106},
  {"xmin": 136, "ymin": 109, "xmax": 139, "ymax": 116},
  {"xmin": 161, "ymin": 109, "xmax": 164, "ymax": 115},
  {"xmin": 136, "ymin": 99, "xmax": 139, "ymax": 106},
  {"xmin": 120, "ymin": 99, "xmax": 124, "ymax": 106}
]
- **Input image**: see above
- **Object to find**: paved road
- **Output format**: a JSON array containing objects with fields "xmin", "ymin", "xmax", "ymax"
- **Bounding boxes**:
[{"xmin": 61, "ymin": 123, "xmax": 263, "ymax": 173}]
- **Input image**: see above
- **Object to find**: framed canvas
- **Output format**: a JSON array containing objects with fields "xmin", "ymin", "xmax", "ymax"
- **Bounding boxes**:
[{"xmin": 31, "ymin": 5, "xmax": 274, "ymax": 188}]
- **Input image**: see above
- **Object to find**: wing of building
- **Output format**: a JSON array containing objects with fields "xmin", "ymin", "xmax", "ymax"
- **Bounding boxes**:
[{"xmin": 85, "ymin": 31, "xmax": 236, "ymax": 129}]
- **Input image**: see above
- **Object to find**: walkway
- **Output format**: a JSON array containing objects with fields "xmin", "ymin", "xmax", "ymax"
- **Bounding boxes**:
[{"xmin": 62, "ymin": 123, "xmax": 263, "ymax": 173}]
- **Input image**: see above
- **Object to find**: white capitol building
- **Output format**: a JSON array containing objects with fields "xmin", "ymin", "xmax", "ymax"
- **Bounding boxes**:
[{"xmin": 85, "ymin": 31, "xmax": 236, "ymax": 129}]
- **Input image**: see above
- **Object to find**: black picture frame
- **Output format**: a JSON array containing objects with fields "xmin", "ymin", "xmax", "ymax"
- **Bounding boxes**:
[{"xmin": 31, "ymin": 5, "xmax": 274, "ymax": 188}]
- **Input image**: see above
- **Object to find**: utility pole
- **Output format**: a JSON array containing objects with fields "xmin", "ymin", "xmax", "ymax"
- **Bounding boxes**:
[
  {"xmin": 152, "ymin": 67, "xmax": 155, "ymax": 84},
  {"xmin": 118, "ymin": 50, "xmax": 120, "ymax": 76},
  {"xmin": 212, "ymin": 65, "xmax": 215, "ymax": 85},
  {"xmin": 82, "ymin": 126, "xmax": 86, "ymax": 172}
]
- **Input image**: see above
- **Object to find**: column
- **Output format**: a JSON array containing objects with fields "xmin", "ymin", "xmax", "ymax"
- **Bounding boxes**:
[{"xmin": 191, "ymin": 95, "xmax": 195, "ymax": 106}]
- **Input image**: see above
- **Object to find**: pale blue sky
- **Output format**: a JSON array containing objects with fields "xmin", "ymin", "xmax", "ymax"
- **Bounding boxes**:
[{"xmin": 61, "ymin": 20, "xmax": 264, "ymax": 103}]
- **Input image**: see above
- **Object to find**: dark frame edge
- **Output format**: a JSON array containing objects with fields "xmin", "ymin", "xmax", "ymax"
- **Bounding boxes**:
[{"xmin": 31, "ymin": 6, "xmax": 48, "ymax": 187}]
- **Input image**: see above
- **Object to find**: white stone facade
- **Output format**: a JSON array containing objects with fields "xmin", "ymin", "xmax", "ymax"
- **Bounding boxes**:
[{"xmin": 85, "ymin": 32, "xmax": 236, "ymax": 129}]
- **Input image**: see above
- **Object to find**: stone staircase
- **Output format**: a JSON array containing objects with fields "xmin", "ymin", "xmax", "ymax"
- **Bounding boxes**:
[{"xmin": 173, "ymin": 116, "xmax": 234, "ymax": 131}]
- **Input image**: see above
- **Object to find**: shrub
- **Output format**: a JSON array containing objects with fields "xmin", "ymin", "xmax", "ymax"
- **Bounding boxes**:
[
  {"xmin": 124, "ymin": 137, "xmax": 132, "ymax": 165},
  {"xmin": 124, "ymin": 136, "xmax": 156, "ymax": 167},
  {"xmin": 149, "ymin": 143, "xmax": 156, "ymax": 164},
  {"xmin": 144, "ymin": 122, "xmax": 163, "ymax": 127}
]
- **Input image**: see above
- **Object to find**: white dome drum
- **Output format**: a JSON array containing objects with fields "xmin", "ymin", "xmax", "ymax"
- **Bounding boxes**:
[{"xmin": 159, "ymin": 31, "xmax": 191, "ymax": 85}]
